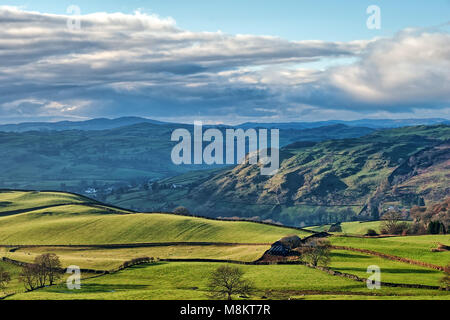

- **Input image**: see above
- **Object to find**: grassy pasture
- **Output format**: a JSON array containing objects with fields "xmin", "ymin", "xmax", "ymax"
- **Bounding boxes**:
[
  {"xmin": 0, "ymin": 207, "xmax": 311, "ymax": 245},
  {"xmin": 329, "ymin": 250, "xmax": 445, "ymax": 287},
  {"xmin": 305, "ymin": 221, "xmax": 414, "ymax": 235},
  {"xmin": 1, "ymin": 191, "xmax": 448, "ymax": 300},
  {"xmin": 0, "ymin": 259, "xmax": 97, "ymax": 298},
  {"xmin": 339, "ymin": 221, "xmax": 384, "ymax": 234},
  {"xmin": 0, "ymin": 191, "xmax": 312, "ymax": 245},
  {"xmin": 0, "ymin": 259, "xmax": 23, "ymax": 297},
  {"xmin": 0, "ymin": 191, "xmax": 92, "ymax": 216},
  {"xmin": 7, "ymin": 262, "xmax": 449, "ymax": 300},
  {"xmin": 330, "ymin": 235, "xmax": 450, "ymax": 266},
  {"xmin": 2, "ymin": 244, "xmax": 270, "ymax": 270}
]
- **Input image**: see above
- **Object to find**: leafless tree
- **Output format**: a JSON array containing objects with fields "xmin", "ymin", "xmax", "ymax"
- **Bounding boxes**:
[
  {"xmin": 380, "ymin": 211, "xmax": 408, "ymax": 235},
  {"xmin": 207, "ymin": 266, "xmax": 255, "ymax": 300},
  {"xmin": 299, "ymin": 238, "xmax": 331, "ymax": 267},
  {"xmin": 19, "ymin": 254, "xmax": 63, "ymax": 291},
  {"xmin": 19, "ymin": 264, "xmax": 40, "ymax": 291},
  {"xmin": 35, "ymin": 253, "xmax": 62, "ymax": 285}
]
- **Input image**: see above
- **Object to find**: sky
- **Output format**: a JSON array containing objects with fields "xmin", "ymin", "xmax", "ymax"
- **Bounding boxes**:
[{"xmin": 0, "ymin": 1, "xmax": 449, "ymax": 124}]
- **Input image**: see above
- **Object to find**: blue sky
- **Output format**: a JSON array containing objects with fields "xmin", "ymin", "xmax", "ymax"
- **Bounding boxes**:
[
  {"xmin": 0, "ymin": 2, "xmax": 449, "ymax": 124},
  {"xmin": 4, "ymin": 0, "xmax": 449, "ymax": 40}
]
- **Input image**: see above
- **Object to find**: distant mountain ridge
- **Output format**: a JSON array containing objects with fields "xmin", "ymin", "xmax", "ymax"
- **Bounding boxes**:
[
  {"xmin": 237, "ymin": 118, "xmax": 450, "ymax": 130},
  {"xmin": 0, "ymin": 116, "xmax": 448, "ymax": 132},
  {"xmin": 0, "ymin": 117, "xmax": 167, "ymax": 132}
]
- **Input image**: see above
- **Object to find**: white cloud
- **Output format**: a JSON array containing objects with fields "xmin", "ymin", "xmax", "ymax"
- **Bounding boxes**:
[
  {"xmin": 326, "ymin": 30, "xmax": 450, "ymax": 107},
  {"xmin": 0, "ymin": 6, "xmax": 448, "ymax": 123}
]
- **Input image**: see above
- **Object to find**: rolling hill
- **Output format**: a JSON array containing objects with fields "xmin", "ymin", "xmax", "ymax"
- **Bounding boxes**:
[
  {"xmin": 121, "ymin": 125, "xmax": 450, "ymax": 226},
  {"xmin": 0, "ymin": 191, "xmax": 312, "ymax": 245},
  {"xmin": 238, "ymin": 118, "xmax": 449, "ymax": 130},
  {"xmin": 1, "ymin": 116, "xmax": 447, "ymax": 132},
  {"xmin": 0, "ymin": 117, "xmax": 168, "ymax": 132},
  {"xmin": 0, "ymin": 190, "xmax": 448, "ymax": 301},
  {"xmin": 0, "ymin": 121, "xmax": 375, "ymax": 192}
]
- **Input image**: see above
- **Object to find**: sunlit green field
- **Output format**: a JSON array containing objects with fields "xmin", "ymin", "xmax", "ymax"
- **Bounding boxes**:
[
  {"xmin": 1, "ymin": 191, "xmax": 449, "ymax": 301},
  {"xmin": 7, "ymin": 262, "xmax": 449, "ymax": 300},
  {"xmin": 0, "ymin": 259, "xmax": 97, "ymax": 299},
  {"xmin": 0, "ymin": 209, "xmax": 310, "ymax": 245},
  {"xmin": 0, "ymin": 191, "xmax": 94, "ymax": 216},
  {"xmin": 329, "ymin": 250, "xmax": 444, "ymax": 286},
  {"xmin": 0, "ymin": 260, "xmax": 23, "ymax": 297},
  {"xmin": 306, "ymin": 221, "xmax": 414, "ymax": 235},
  {"xmin": 330, "ymin": 235, "xmax": 450, "ymax": 266},
  {"xmin": 0, "ymin": 191, "xmax": 311, "ymax": 245},
  {"xmin": 2, "ymin": 244, "xmax": 271, "ymax": 270}
]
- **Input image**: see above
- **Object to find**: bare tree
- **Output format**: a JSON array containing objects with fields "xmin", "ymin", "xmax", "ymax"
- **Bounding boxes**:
[
  {"xmin": 299, "ymin": 238, "xmax": 331, "ymax": 267},
  {"xmin": 19, "ymin": 264, "xmax": 40, "ymax": 291},
  {"xmin": 207, "ymin": 266, "xmax": 255, "ymax": 300},
  {"xmin": 19, "ymin": 254, "xmax": 63, "ymax": 291},
  {"xmin": 0, "ymin": 266, "xmax": 11, "ymax": 291},
  {"xmin": 35, "ymin": 253, "xmax": 62, "ymax": 285},
  {"xmin": 380, "ymin": 211, "xmax": 408, "ymax": 235},
  {"xmin": 34, "ymin": 258, "xmax": 48, "ymax": 288}
]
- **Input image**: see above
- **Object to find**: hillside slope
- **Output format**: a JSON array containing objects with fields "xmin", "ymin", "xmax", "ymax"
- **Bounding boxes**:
[
  {"xmin": 0, "ymin": 191, "xmax": 311, "ymax": 245},
  {"xmin": 132, "ymin": 125, "xmax": 450, "ymax": 226},
  {"xmin": 0, "ymin": 123, "xmax": 373, "ymax": 191}
]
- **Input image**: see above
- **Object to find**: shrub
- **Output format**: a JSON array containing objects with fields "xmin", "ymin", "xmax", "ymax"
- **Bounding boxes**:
[
  {"xmin": 365, "ymin": 229, "xmax": 378, "ymax": 237},
  {"xmin": 121, "ymin": 257, "xmax": 156, "ymax": 269},
  {"xmin": 407, "ymin": 222, "xmax": 427, "ymax": 235}
]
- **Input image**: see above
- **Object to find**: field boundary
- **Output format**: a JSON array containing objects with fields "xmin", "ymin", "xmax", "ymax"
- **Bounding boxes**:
[
  {"xmin": 1, "ymin": 257, "xmax": 108, "ymax": 274},
  {"xmin": 310, "ymin": 264, "xmax": 442, "ymax": 291},
  {"xmin": 332, "ymin": 245, "xmax": 447, "ymax": 271},
  {"xmin": 0, "ymin": 242, "xmax": 271, "ymax": 249},
  {"xmin": 2, "ymin": 255, "xmax": 445, "ymax": 299},
  {"xmin": 0, "ymin": 202, "xmax": 96, "ymax": 217}
]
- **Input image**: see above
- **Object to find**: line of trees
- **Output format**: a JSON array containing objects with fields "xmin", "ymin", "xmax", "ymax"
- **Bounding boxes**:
[
  {"xmin": 377, "ymin": 198, "xmax": 449, "ymax": 236},
  {"xmin": 19, "ymin": 253, "xmax": 62, "ymax": 291},
  {"xmin": 410, "ymin": 198, "xmax": 449, "ymax": 235},
  {"xmin": 121, "ymin": 257, "xmax": 156, "ymax": 269}
]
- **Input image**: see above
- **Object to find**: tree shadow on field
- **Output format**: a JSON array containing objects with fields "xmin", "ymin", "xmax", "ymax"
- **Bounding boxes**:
[
  {"xmin": 331, "ymin": 252, "xmax": 372, "ymax": 259},
  {"xmin": 49, "ymin": 283, "xmax": 149, "ymax": 294},
  {"xmin": 333, "ymin": 266, "xmax": 439, "ymax": 275}
]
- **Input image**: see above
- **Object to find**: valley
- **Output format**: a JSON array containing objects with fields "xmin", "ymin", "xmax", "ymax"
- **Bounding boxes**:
[
  {"xmin": 0, "ymin": 190, "xmax": 448, "ymax": 300},
  {"xmin": 108, "ymin": 125, "xmax": 450, "ymax": 226},
  {"xmin": 0, "ymin": 120, "xmax": 448, "ymax": 301}
]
